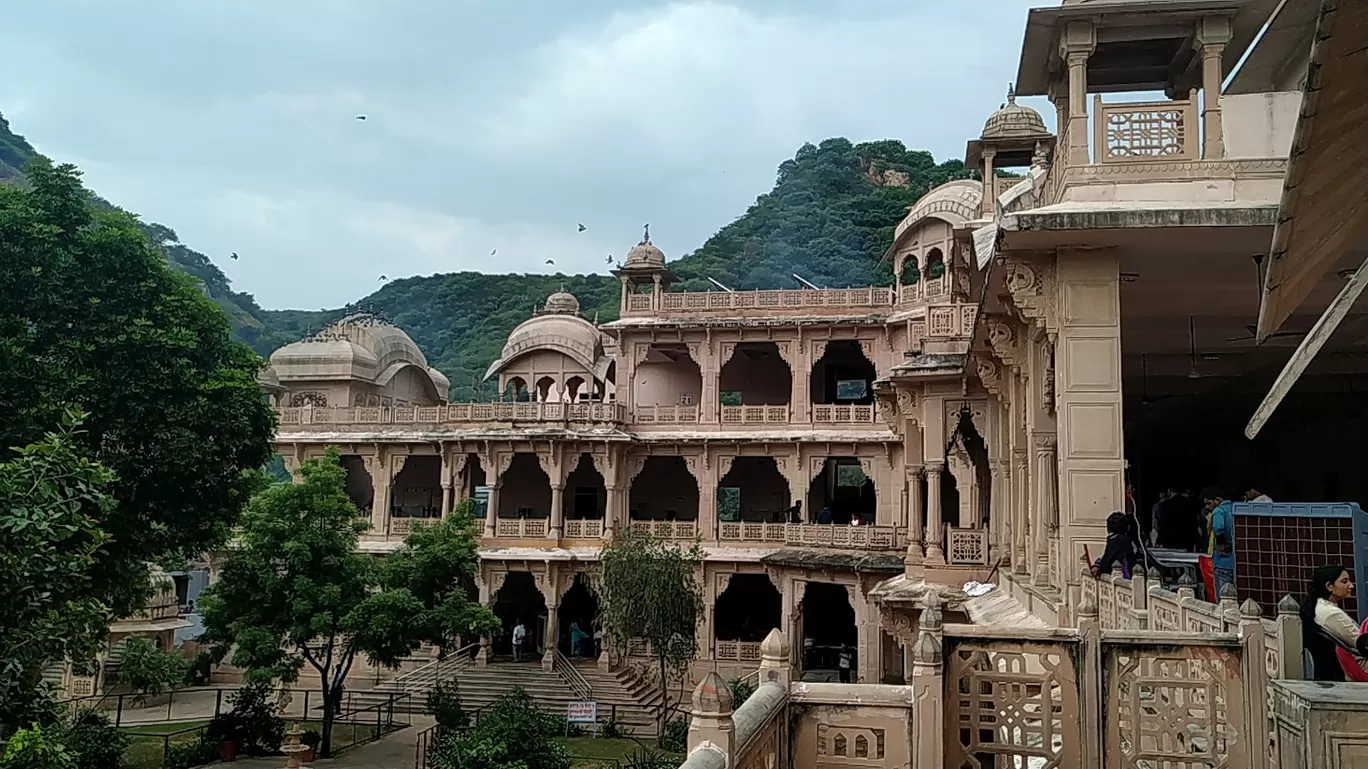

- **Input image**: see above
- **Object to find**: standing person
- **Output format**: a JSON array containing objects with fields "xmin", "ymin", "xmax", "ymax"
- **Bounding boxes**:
[
  {"xmin": 1150, "ymin": 489, "xmax": 1173, "ymax": 548},
  {"xmin": 1300, "ymin": 564, "xmax": 1368, "ymax": 681},
  {"xmin": 512, "ymin": 619, "xmax": 527, "ymax": 663},
  {"xmin": 787, "ymin": 500, "xmax": 803, "ymax": 524},
  {"xmin": 592, "ymin": 625, "xmax": 603, "ymax": 658},
  {"xmin": 837, "ymin": 644, "xmax": 854, "ymax": 683},
  {"xmin": 569, "ymin": 622, "xmax": 586, "ymax": 658},
  {"xmin": 1201, "ymin": 486, "xmax": 1235, "ymax": 598},
  {"xmin": 817, "ymin": 505, "xmax": 833, "ymax": 525}
]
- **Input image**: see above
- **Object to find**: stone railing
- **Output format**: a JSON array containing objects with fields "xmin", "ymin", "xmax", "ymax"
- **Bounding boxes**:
[
  {"xmin": 628, "ymin": 287, "xmax": 893, "ymax": 318},
  {"xmin": 682, "ymin": 632, "xmax": 790, "ymax": 769},
  {"xmin": 945, "ymin": 526, "xmax": 988, "ymax": 565},
  {"xmin": 387, "ymin": 516, "xmax": 439, "ymax": 537},
  {"xmin": 276, "ymin": 402, "xmax": 628, "ymax": 428},
  {"xmin": 925, "ymin": 303, "xmax": 977, "ymax": 338},
  {"xmin": 562, "ymin": 519, "xmax": 604, "ymax": 539},
  {"xmin": 624, "ymin": 520, "xmax": 698, "ymax": 540},
  {"xmin": 714, "ymin": 640, "xmax": 762, "ymax": 663},
  {"xmin": 717, "ymin": 522, "xmax": 902, "ymax": 549},
  {"xmin": 810, "ymin": 404, "xmax": 876, "ymax": 423},
  {"xmin": 719, "ymin": 405, "xmax": 790, "ymax": 425},
  {"xmin": 633, "ymin": 404, "xmax": 701, "ymax": 423},
  {"xmin": 494, "ymin": 518, "xmax": 549, "ymax": 538},
  {"xmin": 913, "ymin": 589, "xmax": 1278, "ymax": 769},
  {"xmin": 1092, "ymin": 91, "xmax": 1200, "ymax": 164},
  {"xmin": 896, "ymin": 275, "xmax": 949, "ymax": 304}
]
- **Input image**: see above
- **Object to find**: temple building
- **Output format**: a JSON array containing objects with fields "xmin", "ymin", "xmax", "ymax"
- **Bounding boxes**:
[{"xmin": 263, "ymin": 0, "xmax": 1368, "ymax": 765}]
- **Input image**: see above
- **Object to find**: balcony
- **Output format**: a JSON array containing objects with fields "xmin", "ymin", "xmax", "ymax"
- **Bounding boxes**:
[
  {"xmin": 810, "ymin": 404, "xmax": 876, "ymax": 424},
  {"xmin": 622, "ymin": 287, "xmax": 894, "ymax": 318},
  {"xmin": 562, "ymin": 519, "xmax": 604, "ymax": 539},
  {"xmin": 495, "ymin": 518, "xmax": 549, "ymax": 538},
  {"xmin": 623, "ymin": 521, "xmax": 699, "ymax": 540},
  {"xmin": 275, "ymin": 402, "xmax": 629, "ymax": 431},
  {"xmin": 719, "ymin": 405, "xmax": 790, "ymax": 425},
  {"xmin": 717, "ymin": 522, "xmax": 904, "ymax": 550},
  {"xmin": 633, "ymin": 405, "xmax": 700, "ymax": 424}
]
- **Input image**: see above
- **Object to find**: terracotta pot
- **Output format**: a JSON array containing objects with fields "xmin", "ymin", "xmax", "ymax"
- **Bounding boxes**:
[
  {"xmin": 302, "ymin": 747, "xmax": 316, "ymax": 762},
  {"xmin": 218, "ymin": 740, "xmax": 238, "ymax": 762}
]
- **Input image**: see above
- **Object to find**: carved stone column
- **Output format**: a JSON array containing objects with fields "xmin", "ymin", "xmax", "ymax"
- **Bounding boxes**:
[
  {"xmin": 603, "ymin": 483, "xmax": 622, "ymax": 539},
  {"xmin": 1060, "ymin": 22, "xmax": 1096, "ymax": 166},
  {"xmin": 925, "ymin": 463, "xmax": 945, "ymax": 565},
  {"xmin": 988, "ymin": 460, "xmax": 1004, "ymax": 561},
  {"xmin": 1197, "ymin": 16, "xmax": 1231, "ymax": 160},
  {"xmin": 980, "ymin": 146, "xmax": 997, "ymax": 218},
  {"xmin": 549, "ymin": 483, "xmax": 564, "ymax": 539},
  {"xmin": 543, "ymin": 598, "xmax": 559, "ymax": 671},
  {"xmin": 906, "ymin": 466, "xmax": 924, "ymax": 558},
  {"xmin": 1013, "ymin": 448, "xmax": 1030, "ymax": 575},
  {"xmin": 484, "ymin": 483, "xmax": 500, "ymax": 538},
  {"xmin": 1033, "ymin": 436, "xmax": 1058, "ymax": 587},
  {"xmin": 910, "ymin": 597, "xmax": 944, "ymax": 769}
]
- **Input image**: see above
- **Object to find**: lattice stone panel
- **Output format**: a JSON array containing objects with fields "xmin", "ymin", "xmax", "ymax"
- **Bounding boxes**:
[
  {"xmin": 947, "ymin": 527, "xmax": 988, "ymax": 565},
  {"xmin": 1104, "ymin": 642, "xmax": 1247, "ymax": 769},
  {"xmin": 946, "ymin": 638, "xmax": 1082, "ymax": 769}
]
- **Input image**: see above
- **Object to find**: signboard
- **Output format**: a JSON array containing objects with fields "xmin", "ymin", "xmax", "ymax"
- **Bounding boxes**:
[
  {"xmin": 836, "ymin": 379, "xmax": 868, "ymax": 400},
  {"xmin": 567, "ymin": 701, "xmax": 598, "ymax": 737}
]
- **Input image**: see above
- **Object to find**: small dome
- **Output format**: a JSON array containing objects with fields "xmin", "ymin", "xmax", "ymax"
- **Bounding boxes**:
[
  {"xmin": 543, "ymin": 290, "xmax": 580, "ymax": 315},
  {"xmin": 625, "ymin": 225, "xmax": 665, "ymax": 268},
  {"xmin": 982, "ymin": 86, "xmax": 1048, "ymax": 141}
]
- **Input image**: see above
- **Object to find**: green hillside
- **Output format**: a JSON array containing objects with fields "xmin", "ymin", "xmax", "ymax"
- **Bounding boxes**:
[{"xmin": 1, "ymin": 114, "xmax": 969, "ymax": 400}]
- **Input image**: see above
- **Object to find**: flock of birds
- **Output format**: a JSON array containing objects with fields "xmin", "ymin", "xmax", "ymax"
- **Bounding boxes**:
[{"xmin": 225, "ymin": 116, "xmax": 632, "ymax": 285}]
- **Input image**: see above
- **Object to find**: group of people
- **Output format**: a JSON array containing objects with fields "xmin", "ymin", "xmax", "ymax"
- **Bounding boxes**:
[{"xmin": 505, "ymin": 618, "xmax": 601, "ymax": 662}]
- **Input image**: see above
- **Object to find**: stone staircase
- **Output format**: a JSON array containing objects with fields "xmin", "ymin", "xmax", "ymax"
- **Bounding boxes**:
[{"xmin": 356, "ymin": 656, "xmax": 667, "ymax": 736}]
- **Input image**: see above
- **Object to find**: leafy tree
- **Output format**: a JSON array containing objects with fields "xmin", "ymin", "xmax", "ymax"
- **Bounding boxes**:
[
  {"xmin": 113, "ymin": 636, "xmax": 189, "ymax": 701},
  {"xmin": 0, "ymin": 416, "xmax": 114, "ymax": 726},
  {"xmin": 199, "ymin": 451, "xmax": 491, "ymax": 757},
  {"xmin": 54, "ymin": 709, "xmax": 127, "ymax": 769},
  {"xmin": 0, "ymin": 158, "xmax": 276, "ymax": 621},
  {"xmin": 430, "ymin": 687, "xmax": 570, "ymax": 769},
  {"xmin": 595, "ymin": 530, "xmax": 704, "ymax": 720}
]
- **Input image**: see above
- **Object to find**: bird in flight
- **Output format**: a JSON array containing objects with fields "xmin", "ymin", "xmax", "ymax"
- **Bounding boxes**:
[
  {"xmin": 577, "ymin": 223, "xmax": 586, "ymax": 232},
  {"xmin": 230, "ymin": 252, "xmax": 239, "ymax": 260},
  {"xmin": 490, "ymin": 248, "xmax": 497, "ymax": 256},
  {"xmin": 355, "ymin": 115, "xmax": 367, "ymax": 121},
  {"xmin": 605, "ymin": 254, "xmax": 613, "ymax": 264},
  {"xmin": 378, "ymin": 275, "xmax": 387, "ymax": 281},
  {"xmin": 545, "ymin": 259, "xmax": 555, "ymax": 265}
]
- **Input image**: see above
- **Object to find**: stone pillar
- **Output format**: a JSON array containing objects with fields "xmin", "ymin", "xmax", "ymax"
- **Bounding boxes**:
[
  {"xmin": 1077, "ymin": 595, "xmax": 1103, "ymax": 767},
  {"xmin": 790, "ymin": 341, "xmax": 811, "ymax": 423},
  {"xmin": 980, "ymin": 147, "xmax": 997, "ymax": 218},
  {"xmin": 910, "ymin": 597, "xmax": 944, "ymax": 769},
  {"xmin": 549, "ymin": 483, "xmax": 564, "ymax": 539},
  {"xmin": 619, "ymin": 278, "xmax": 628, "ymax": 315},
  {"xmin": 1197, "ymin": 16, "xmax": 1232, "ymax": 160},
  {"xmin": 925, "ymin": 463, "xmax": 945, "ymax": 565},
  {"xmin": 1013, "ymin": 448, "xmax": 1030, "ymax": 575},
  {"xmin": 1033, "ymin": 437, "xmax": 1057, "ymax": 587},
  {"xmin": 484, "ymin": 483, "xmax": 501, "ymax": 538},
  {"xmin": 686, "ymin": 672, "xmax": 734, "ymax": 760},
  {"xmin": 603, "ymin": 483, "xmax": 622, "ymax": 539},
  {"xmin": 440, "ymin": 483, "xmax": 453, "ymax": 517},
  {"xmin": 1275, "ymin": 595, "xmax": 1304, "ymax": 680},
  {"xmin": 476, "ymin": 575, "xmax": 492, "ymax": 667},
  {"xmin": 988, "ymin": 460, "xmax": 1004, "ymax": 562},
  {"xmin": 853, "ymin": 584, "xmax": 874, "ymax": 684},
  {"xmin": 906, "ymin": 466, "xmax": 924, "ymax": 558},
  {"xmin": 700, "ymin": 342, "xmax": 720, "ymax": 425},
  {"xmin": 758, "ymin": 629, "xmax": 791, "ymax": 687},
  {"xmin": 543, "ymin": 599, "xmax": 559, "ymax": 671},
  {"xmin": 1053, "ymin": 249, "xmax": 1124, "ymax": 597},
  {"xmin": 698, "ymin": 464, "xmax": 718, "ymax": 540},
  {"xmin": 1060, "ymin": 22, "xmax": 1096, "ymax": 166}
]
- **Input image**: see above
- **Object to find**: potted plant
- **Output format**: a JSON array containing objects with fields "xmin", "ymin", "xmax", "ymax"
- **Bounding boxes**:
[
  {"xmin": 300, "ymin": 728, "xmax": 321, "ymax": 762},
  {"xmin": 205, "ymin": 711, "xmax": 244, "ymax": 762}
]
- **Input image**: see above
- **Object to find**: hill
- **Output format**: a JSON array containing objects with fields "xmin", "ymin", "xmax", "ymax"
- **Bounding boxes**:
[{"xmin": 1, "ymin": 114, "xmax": 969, "ymax": 399}]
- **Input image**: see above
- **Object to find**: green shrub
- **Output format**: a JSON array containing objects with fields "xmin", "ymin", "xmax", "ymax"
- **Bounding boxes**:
[
  {"xmin": 300, "ymin": 729, "xmax": 321, "ymax": 750},
  {"xmin": 425, "ymin": 682, "xmax": 468, "ymax": 731},
  {"xmin": 117, "ymin": 637, "xmax": 190, "ymax": 700},
  {"xmin": 430, "ymin": 687, "xmax": 569, "ymax": 769},
  {"xmin": 1, "ymin": 722, "xmax": 75, "ymax": 769},
  {"xmin": 626, "ymin": 746, "xmax": 678, "ymax": 769},
  {"xmin": 159, "ymin": 737, "xmax": 216, "ymax": 769},
  {"xmin": 601, "ymin": 717, "xmax": 631, "ymax": 740},
  {"xmin": 225, "ymin": 682, "xmax": 284, "ymax": 755},
  {"xmin": 56, "ymin": 709, "xmax": 126, "ymax": 769},
  {"xmin": 658, "ymin": 716, "xmax": 688, "ymax": 754},
  {"xmin": 727, "ymin": 676, "xmax": 756, "ymax": 708}
]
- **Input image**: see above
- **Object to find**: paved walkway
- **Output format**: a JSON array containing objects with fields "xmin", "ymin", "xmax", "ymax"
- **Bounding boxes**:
[{"xmin": 226, "ymin": 715, "xmax": 434, "ymax": 769}]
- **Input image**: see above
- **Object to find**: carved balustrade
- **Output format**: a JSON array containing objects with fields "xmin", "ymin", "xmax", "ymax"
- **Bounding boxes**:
[
  {"xmin": 562, "ymin": 519, "xmax": 604, "ymax": 539},
  {"xmin": 493, "ymin": 518, "xmax": 549, "ymax": 538},
  {"xmin": 628, "ymin": 287, "xmax": 893, "ymax": 318},
  {"xmin": 1093, "ymin": 92, "xmax": 1200, "ymax": 163},
  {"xmin": 633, "ymin": 404, "xmax": 700, "ymax": 424},
  {"xmin": 810, "ymin": 404, "xmax": 876, "ymax": 423},
  {"xmin": 623, "ymin": 520, "xmax": 698, "ymax": 540},
  {"xmin": 717, "ymin": 522, "xmax": 902, "ymax": 549},
  {"xmin": 945, "ymin": 526, "xmax": 988, "ymax": 566},
  {"xmin": 719, "ymin": 405, "xmax": 790, "ymax": 425},
  {"xmin": 713, "ymin": 640, "xmax": 763, "ymax": 663},
  {"xmin": 276, "ymin": 402, "xmax": 628, "ymax": 429}
]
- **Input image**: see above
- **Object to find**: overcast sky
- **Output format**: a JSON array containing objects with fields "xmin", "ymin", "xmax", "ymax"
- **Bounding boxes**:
[{"xmin": 1, "ymin": 0, "xmax": 1049, "ymax": 310}]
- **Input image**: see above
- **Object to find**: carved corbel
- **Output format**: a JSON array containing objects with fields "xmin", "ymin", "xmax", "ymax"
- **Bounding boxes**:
[
  {"xmin": 974, "ymin": 354, "xmax": 1004, "ymax": 399},
  {"xmin": 876, "ymin": 394, "xmax": 902, "ymax": 435},
  {"xmin": 986, "ymin": 315, "xmax": 1022, "ymax": 369},
  {"xmin": 878, "ymin": 606, "xmax": 917, "ymax": 644},
  {"xmin": 1002, "ymin": 256, "xmax": 1057, "ymax": 336},
  {"xmin": 717, "ymin": 455, "xmax": 737, "ymax": 481},
  {"xmin": 1042, "ymin": 334, "xmax": 1057, "ymax": 418}
]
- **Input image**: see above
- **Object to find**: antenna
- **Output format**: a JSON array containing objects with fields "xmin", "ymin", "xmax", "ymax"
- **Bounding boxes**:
[
  {"xmin": 707, "ymin": 277, "xmax": 734, "ymax": 292},
  {"xmin": 792, "ymin": 273, "xmax": 822, "ymax": 290}
]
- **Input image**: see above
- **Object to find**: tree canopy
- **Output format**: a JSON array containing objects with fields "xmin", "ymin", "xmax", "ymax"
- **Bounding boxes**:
[
  {"xmin": 0, "ymin": 418, "xmax": 114, "ymax": 725},
  {"xmin": 595, "ymin": 530, "xmax": 704, "ymax": 715},
  {"xmin": 0, "ymin": 159, "xmax": 276, "ymax": 618},
  {"xmin": 199, "ymin": 452, "xmax": 494, "ymax": 756}
]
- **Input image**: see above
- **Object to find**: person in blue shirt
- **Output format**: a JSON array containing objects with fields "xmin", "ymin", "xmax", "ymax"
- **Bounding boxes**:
[{"xmin": 1201, "ymin": 485, "xmax": 1235, "ymax": 598}]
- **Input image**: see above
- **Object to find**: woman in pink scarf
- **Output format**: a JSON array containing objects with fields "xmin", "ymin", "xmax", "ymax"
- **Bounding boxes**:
[{"xmin": 1339, "ymin": 615, "xmax": 1368, "ymax": 682}]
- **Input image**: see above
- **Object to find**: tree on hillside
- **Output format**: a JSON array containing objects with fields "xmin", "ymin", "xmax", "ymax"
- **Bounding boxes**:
[
  {"xmin": 595, "ymin": 530, "xmax": 704, "ymax": 723},
  {"xmin": 199, "ymin": 451, "xmax": 494, "ymax": 757},
  {"xmin": 0, "ymin": 159, "xmax": 276, "ymax": 620},
  {"xmin": 0, "ymin": 416, "xmax": 114, "ymax": 726}
]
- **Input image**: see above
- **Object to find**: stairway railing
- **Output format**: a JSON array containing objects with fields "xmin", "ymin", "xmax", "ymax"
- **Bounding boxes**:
[
  {"xmin": 552, "ymin": 649, "xmax": 594, "ymax": 701},
  {"xmin": 389, "ymin": 642, "xmax": 480, "ymax": 694}
]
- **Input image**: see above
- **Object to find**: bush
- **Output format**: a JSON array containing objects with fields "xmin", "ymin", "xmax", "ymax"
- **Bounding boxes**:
[
  {"xmin": 626, "ymin": 747, "xmax": 679, "ymax": 769},
  {"xmin": 159, "ymin": 738, "xmax": 216, "ymax": 769},
  {"xmin": 425, "ymin": 682, "xmax": 468, "ymax": 731},
  {"xmin": 204, "ymin": 683, "xmax": 283, "ymax": 756},
  {"xmin": 658, "ymin": 716, "xmax": 688, "ymax": 754},
  {"xmin": 1, "ymin": 722, "xmax": 75, "ymax": 769},
  {"xmin": 56, "ymin": 709, "xmax": 126, "ymax": 769},
  {"xmin": 300, "ymin": 729, "xmax": 321, "ymax": 750},
  {"xmin": 727, "ymin": 676, "xmax": 756, "ymax": 708},
  {"xmin": 117, "ymin": 637, "xmax": 190, "ymax": 700},
  {"xmin": 601, "ymin": 717, "xmax": 631, "ymax": 740},
  {"xmin": 183, "ymin": 650, "xmax": 217, "ymax": 687},
  {"xmin": 430, "ymin": 687, "xmax": 569, "ymax": 769}
]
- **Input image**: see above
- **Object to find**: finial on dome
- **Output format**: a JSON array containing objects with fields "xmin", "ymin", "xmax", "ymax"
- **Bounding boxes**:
[
  {"xmin": 1007, "ymin": 83, "xmax": 1016, "ymax": 105},
  {"xmin": 642, "ymin": 223, "xmax": 651, "ymax": 244}
]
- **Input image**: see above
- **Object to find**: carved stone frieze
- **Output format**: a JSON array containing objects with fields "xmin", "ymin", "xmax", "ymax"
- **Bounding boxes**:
[
  {"xmin": 1042, "ymin": 337, "xmax": 1057, "ymax": 417},
  {"xmin": 879, "ymin": 606, "xmax": 917, "ymax": 643},
  {"xmin": 1003, "ymin": 256, "xmax": 1056, "ymax": 334},
  {"xmin": 974, "ymin": 355, "xmax": 1003, "ymax": 398},
  {"xmin": 986, "ymin": 315, "xmax": 1023, "ymax": 369}
]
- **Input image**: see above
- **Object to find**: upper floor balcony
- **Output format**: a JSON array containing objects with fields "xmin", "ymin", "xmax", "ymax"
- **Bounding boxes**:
[
  {"xmin": 276, "ymin": 402, "xmax": 629, "ymax": 432},
  {"xmin": 620, "ymin": 286, "xmax": 895, "ymax": 320}
]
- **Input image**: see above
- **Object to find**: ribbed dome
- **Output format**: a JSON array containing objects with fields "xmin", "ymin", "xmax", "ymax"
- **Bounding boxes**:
[
  {"xmin": 625, "ymin": 225, "xmax": 666, "ymax": 268},
  {"xmin": 982, "ymin": 87, "xmax": 1048, "ymax": 141},
  {"xmin": 543, "ymin": 290, "xmax": 581, "ymax": 315}
]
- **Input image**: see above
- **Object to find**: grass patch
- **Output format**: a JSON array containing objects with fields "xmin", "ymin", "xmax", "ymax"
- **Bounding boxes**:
[
  {"xmin": 115, "ymin": 718, "xmax": 401, "ymax": 767},
  {"xmin": 560, "ymin": 737, "xmax": 682, "ymax": 768},
  {"xmin": 120, "ymin": 720, "xmax": 209, "ymax": 736}
]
